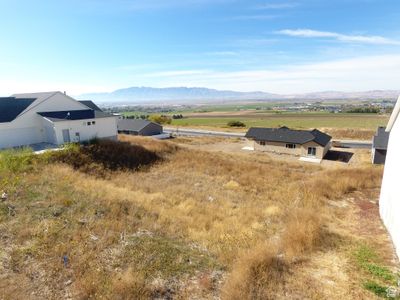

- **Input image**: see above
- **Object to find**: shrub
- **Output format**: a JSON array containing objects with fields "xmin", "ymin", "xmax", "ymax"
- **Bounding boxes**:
[
  {"xmin": 0, "ymin": 148, "xmax": 35, "ymax": 173},
  {"xmin": 227, "ymin": 121, "xmax": 246, "ymax": 127},
  {"xmin": 149, "ymin": 114, "xmax": 172, "ymax": 125},
  {"xmin": 222, "ymin": 243, "xmax": 287, "ymax": 300},
  {"xmin": 50, "ymin": 139, "xmax": 160, "ymax": 174},
  {"xmin": 281, "ymin": 208, "xmax": 322, "ymax": 259}
]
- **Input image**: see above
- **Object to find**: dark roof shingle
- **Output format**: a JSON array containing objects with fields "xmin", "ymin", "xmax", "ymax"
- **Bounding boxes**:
[
  {"xmin": 117, "ymin": 119, "xmax": 158, "ymax": 132},
  {"xmin": 79, "ymin": 100, "xmax": 103, "ymax": 112},
  {"xmin": 0, "ymin": 97, "xmax": 36, "ymax": 123},
  {"xmin": 245, "ymin": 127, "xmax": 332, "ymax": 146},
  {"xmin": 38, "ymin": 110, "xmax": 114, "ymax": 122}
]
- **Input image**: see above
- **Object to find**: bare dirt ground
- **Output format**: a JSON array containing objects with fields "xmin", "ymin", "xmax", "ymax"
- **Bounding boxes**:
[{"xmin": 171, "ymin": 136, "xmax": 372, "ymax": 168}]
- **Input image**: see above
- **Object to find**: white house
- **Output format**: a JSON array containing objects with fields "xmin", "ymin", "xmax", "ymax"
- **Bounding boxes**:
[
  {"xmin": 0, "ymin": 92, "xmax": 117, "ymax": 149},
  {"xmin": 380, "ymin": 95, "xmax": 400, "ymax": 258}
]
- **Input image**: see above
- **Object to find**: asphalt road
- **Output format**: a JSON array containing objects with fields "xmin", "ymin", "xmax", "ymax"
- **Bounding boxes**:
[{"xmin": 164, "ymin": 127, "xmax": 372, "ymax": 149}]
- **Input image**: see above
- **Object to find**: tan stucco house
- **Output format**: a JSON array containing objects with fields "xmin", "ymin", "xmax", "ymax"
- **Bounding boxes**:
[{"xmin": 245, "ymin": 126, "xmax": 332, "ymax": 159}]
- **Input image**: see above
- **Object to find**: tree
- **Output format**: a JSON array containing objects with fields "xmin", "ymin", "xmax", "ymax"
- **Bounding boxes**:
[
  {"xmin": 227, "ymin": 120, "xmax": 246, "ymax": 127},
  {"xmin": 149, "ymin": 114, "xmax": 172, "ymax": 124}
]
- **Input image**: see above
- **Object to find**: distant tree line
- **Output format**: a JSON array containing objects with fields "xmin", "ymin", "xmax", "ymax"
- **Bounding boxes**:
[{"xmin": 346, "ymin": 107, "xmax": 380, "ymax": 114}]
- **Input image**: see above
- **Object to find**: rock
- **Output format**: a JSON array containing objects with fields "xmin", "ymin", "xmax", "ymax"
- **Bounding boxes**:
[
  {"xmin": 64, "ymin": 279, "xmax": 73, "ymax": 286},
  {"xmin": 78, "ymin": 218, "xmax": 88, "ymax": 225},
  {"xmin": 90, "ymin": 234, "xmax": 99, "ymax": 241},
  {"xmin": 1, "ymin": 192, "xmax": 8, "ymax": 201}
]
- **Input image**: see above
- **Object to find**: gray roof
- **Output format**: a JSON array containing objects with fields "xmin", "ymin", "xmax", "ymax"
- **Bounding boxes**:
[
  {"xmin": 245, "ymin": 126, "xmax": 332, "ymax": 146},
  {"xmin": 373, "ymin": 127, "xmax": 389, "ymax": 150},
  {"xmin": 0, "ymin": 97, "xmax": 36, "ymax": 123},
  {"xmin": 117, "ymin": 119, "xmax": 160, "ymax": 132},
  {"xmin": 12, "ymin": 92, "xmax": 58, "ymax": 102},
  {"xmin": 79, "ymin": 100, "xmax": 103, "ymax": 112}
]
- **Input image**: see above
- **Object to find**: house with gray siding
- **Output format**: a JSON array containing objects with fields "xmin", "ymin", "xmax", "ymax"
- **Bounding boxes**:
[
  {"xmin": 245, "ymin": 126, "xmax": 332, "ymax": 159},
  {"xmin": 117, "ymin": 119, "xmax": 163, "ymax": 136},
  {"xmin": 372, "ymin": 127, "xmax": 389, "ymax": 164}
]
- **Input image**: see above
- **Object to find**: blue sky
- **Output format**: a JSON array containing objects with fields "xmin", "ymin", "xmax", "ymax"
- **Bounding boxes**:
[{"xmin": 0, "ymin": 0, "xmax": 399, "ymax": 95}]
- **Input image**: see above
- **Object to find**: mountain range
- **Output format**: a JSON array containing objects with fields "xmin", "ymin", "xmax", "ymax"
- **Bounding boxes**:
[{"xmin": 78, "ymin": 87, "xmax": 400, "ymax": 104}]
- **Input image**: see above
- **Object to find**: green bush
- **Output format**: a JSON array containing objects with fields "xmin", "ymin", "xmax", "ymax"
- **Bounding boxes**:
[
  {"xmin": 0, "ymin": 148, "xmax": 35, "ymax": 173},
  {"xmin": 149, "ymin": 114, "xmax": 172, "ymax": 125},
  {"xmin": 227, "ymin": 120, "xmax": 246, "ymax": 127}
]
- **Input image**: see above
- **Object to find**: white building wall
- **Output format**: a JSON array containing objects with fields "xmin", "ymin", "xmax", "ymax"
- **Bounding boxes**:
[
  {"xmin": 0, "ymin": 92, "xmax": 117, "ymax": 149},
  {"xmin": 53, "ymin": 117, "xmax": 117, "ymax": 145},
  {"xmin": 380, "ymin": 98, "xmax": 400, "ymax": 258},
  {"xmin": 0, "ymin": 124, "xmax": 42, "ymax": 148}
]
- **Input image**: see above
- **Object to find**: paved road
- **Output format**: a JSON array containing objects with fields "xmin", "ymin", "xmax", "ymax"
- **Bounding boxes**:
[
  {"xmin": 332, "ymin": 140, "xmax": 372, "ymax": 149},
  {"xmin": 164, "ymin": 127, "xmax": 245, "ymax": 138},
  {"xmin": 165, "ymin": 127, "xmax": 372, "ymax": 148}
]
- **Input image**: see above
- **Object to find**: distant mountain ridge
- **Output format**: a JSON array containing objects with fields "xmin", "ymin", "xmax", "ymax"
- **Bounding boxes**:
[{"xmin": 79, "ymin": 87, "xmax": 400, "ymax": 104}]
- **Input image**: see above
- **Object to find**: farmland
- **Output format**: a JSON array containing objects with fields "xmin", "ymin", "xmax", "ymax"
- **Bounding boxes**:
[
  {"xmin": 0, "ymin": 136, "xmax": 398, "ymax": 299},
  {"xmin": 170, "ymin": 111, "xmax": 389, "ymax": 130}
]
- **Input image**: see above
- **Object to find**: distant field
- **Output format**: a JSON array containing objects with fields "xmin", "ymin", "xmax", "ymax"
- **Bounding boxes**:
[{"xmin": 171, "ymin": 112, "xmax": 389, "ymax": 130}]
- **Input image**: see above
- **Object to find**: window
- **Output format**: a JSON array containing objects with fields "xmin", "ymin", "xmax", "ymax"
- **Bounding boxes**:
[
  {"xmin": 286, "ymin": 143, "xmax": 296, "ymax": 149},
  {"xmin": 259, "ymin": 141, "xmax": 266, "ymax": 146},
  {"xmin": 307, "ymin": 147, "xmax": 317, "ymax": 156},
  {"xmin": 92, "ymin": 121, "xmax": 96, "ymax": 125},
  {"xmin": 87, "ymin": 122, "xmax": 91, "ymax": 126}
]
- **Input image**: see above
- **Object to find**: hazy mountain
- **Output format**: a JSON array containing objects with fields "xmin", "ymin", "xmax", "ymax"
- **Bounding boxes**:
[
  {"xmin": 79, "ymin": 87, "xmax": 281, "ymax": 104},
  {"xmin": 287, "ymin": 90, "xmax": 400, "ymax": 100},
  {"xmin": 78, "ymin": 87, "xmax": 400, "ymax": 104}
]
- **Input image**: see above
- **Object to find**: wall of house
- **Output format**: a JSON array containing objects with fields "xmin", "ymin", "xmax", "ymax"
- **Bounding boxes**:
[
  {"xmin": 380, "ymin": 110, "xmax": 400, "ymax": 258},
  {"xmin": 253, "ymin": 140, "xmax": 328, "ymax": 159},
  {"xmin": 0, "ymin": 124, "xmax": 43, "ymax": 148},
  {"xmin": 53, "ymin": 117, "xmax": 117, "ymax": 145}
]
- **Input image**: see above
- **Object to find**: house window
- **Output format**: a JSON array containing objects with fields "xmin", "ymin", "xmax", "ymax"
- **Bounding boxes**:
[
  {"xmin": 87, "ymin": 122, "xmax": 91, "ymax": 126},
  {"xmin": 92, "ymin": 121, "xmax": 96, "ymax": 125},
  {"xmin": 286, "ymin": 143, "xmax": 296, "ymax": 149},
  {"xmin": 259, "ymin": 141, "xmax": 266, "ymax": 146},
  {"xmin": 307, "ymin": 147, "xmax": 317, "ymax": 156}
]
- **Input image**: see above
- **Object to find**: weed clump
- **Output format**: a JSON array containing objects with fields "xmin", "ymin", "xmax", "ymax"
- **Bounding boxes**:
[{"xmin": 51, "ymin": 139, "xmax": 161, "ymax": 175}]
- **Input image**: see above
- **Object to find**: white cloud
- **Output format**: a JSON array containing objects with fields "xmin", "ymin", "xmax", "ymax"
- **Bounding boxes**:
[
  {"xmin": 278, "ymin": 29, "xmax": 400, "ymax": 45},
  {"xmin": 231, "ymin": 14, "xmax": 279, "ymax": 20},
  {"xmin": 127, "ymin": 54, "xmax": 400, "ymax": 93},
  {"xmin": 2, "ymin": 55, "xmax": 400, "ymax": 95},
  {"xmin": 143, "ymin": 70, "xmax": 211, "ymax": 77},
  {"xmin": 205, "ymin": 51, "xmax": 239, "ymax": 56},
  {"xmin": 84, "ymin": 0, "xmax": 234, "ymax": 12},
  {"xmin": 255, "ymin": 2, "xmax": 298, "ymax": 9}
]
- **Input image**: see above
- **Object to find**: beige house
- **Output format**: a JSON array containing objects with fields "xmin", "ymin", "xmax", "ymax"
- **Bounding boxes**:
[{"xmin": 245, "ymin": 126, "xmax": 332, "ymax": 159}]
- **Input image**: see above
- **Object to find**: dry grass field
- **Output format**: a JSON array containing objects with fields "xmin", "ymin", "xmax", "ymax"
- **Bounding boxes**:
[
  {"xmin": 0, "ymin": 136, "xmax": 398, "ymax": 299},
  {"xmin": 168, "ymin": 110, "xmax": 388, "ymax": 140}
]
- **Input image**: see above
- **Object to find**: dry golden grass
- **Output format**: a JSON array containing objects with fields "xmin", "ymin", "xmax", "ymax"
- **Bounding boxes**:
[
  {"xmin": 324, "ymin": 128, "xmax": 375, "ymax": 140},
  {"xmin": 0, "ymin": 137, "xmax": 392, "ymax": 299}
]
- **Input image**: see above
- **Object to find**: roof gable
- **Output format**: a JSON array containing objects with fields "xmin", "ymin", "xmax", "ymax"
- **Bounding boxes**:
[
  {"xmin": 117, "ymin": 119, "xmax": 158, "ymax": 132},
  {"xmin": 79, "ymin": 100, "xmax": 103, "ymax": 112},
  {"xmin": 0, "ymin": 97, "xmax": 36, "ymax": 123},
  {"xmin": 245, "ymin": 127, "xmax": 331, "ymax": 146}
]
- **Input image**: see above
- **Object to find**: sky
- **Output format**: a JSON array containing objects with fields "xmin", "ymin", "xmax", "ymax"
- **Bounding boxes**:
[{"xmin": 0, "ymin": 0, "xmax": 399, "ymax": 95}]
